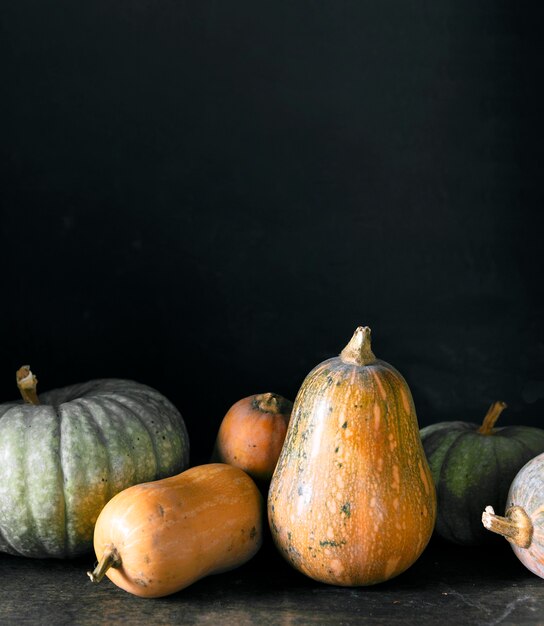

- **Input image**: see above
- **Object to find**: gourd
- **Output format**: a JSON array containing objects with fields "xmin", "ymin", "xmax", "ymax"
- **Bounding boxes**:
[
  {"xmin": 482, "ymin": 452, "xmax": 544, "ymax": 578},
  {"xmin": 420, "ymin": 403, "xmax": 544, "ymax": 546},
  {"xmin": 268, "ymin": 326, "xmax": 436, "ymax": 586},
  {"xmin": 212, "ymin": 393, "xmax": 293, "ymax": 482},
  {"xmin": 87, "ymin": 463, "xmax": 263, "ymax": 598},
  {"xmin": 0, "ymin": 366, "xmax": 189, "ymax": 558}
]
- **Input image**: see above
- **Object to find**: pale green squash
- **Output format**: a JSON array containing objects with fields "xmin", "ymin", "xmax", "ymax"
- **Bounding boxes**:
[{"xmin": 0, "ymin": 367, "xmax": 189, "ymax": 558}]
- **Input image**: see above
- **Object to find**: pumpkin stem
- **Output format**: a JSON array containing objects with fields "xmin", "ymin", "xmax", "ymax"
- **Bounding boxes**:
[
  {"xmin": 253, "ymin": 393, "xmax": 293, "ymax": 415},
  {"xmin": 482, "ymin": 505, "xmax": 533, "ymax": 549},
  {"xmin": 477, "ymin": 401, "xmax": 507, "ymax": 435},
  {"xmin": 16, "ymin": 366, "xmax": 40, "ymax": 405},
  {"xmin": 340, "ymin": 326, "xmax": 376, "ymax": 366},
  {"xmin": 87, "ymin": 546, "xmax": 122, "ymax": 583}
]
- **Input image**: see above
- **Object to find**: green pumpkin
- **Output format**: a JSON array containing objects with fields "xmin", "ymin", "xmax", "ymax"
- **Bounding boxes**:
[
  {"xmin": 420, "ymin": 401, "xmax": 544, "ymax": 546},
  {"xmin": 0, "ymin": 367, "xmax": 189, "ymax": 558}
]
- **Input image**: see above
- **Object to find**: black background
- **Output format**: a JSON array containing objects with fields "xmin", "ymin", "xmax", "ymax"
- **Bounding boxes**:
[{"xmin": 2, "ymin": 1, "xmax": 543, "ymax": 462}]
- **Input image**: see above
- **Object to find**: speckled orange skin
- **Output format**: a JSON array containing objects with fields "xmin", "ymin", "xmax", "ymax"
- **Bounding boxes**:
[
  {"xmin": 92, "ymin": 464, "xmax": 262, "ymax": 598},
  {"xmin": 268, "ymin": 355, "xmax": 436, "ymax": 586},
  {"xmin": 213, "ymin": 394, "xmax": 292, "ymax": 481}
]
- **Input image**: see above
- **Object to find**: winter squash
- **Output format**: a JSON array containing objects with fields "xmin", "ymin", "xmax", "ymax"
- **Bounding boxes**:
[
  {"xmin": 422, "ymin": 403, "xmax": 544, "ymax": 546},
  {"xmin": 482, "ymin": 452, "xmax": 544, "ymax": 578},
  {"xmin": 421, "ymin": 402, "xmax": 544, "ymax": 546},
  {"xmin": 88, "ymin": 463, "xmax": 262, "ymax": 598},
  {"xmin": 212, "ymin": 393, "xmax": 293, "ymax": 481},
  {"xmin": 87, "ymin": 463, "xmax": 263, "ymax": 597},
  {"xmin": 268, "ymin": 326, "xmax": 436, "ymax": 586},
  {"xmin": 0, "ymin": 367, "xmax": 190, "ymax": 559},
  {"xmin": 0, "ymin": 366, "xmax": 189, "ymax": 558},
  {"xmin": 213, "ymin": 393, "xmax": 292, "ymax": 482},
  {"xmin": 268, "ymin": 327, "xmax": 435, "ymax": 586}
]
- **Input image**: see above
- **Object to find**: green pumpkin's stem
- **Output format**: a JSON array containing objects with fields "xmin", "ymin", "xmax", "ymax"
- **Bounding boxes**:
[
  {"xmin": 482, "ymin": 505, "xmax": 533, "ymax": 549},
  {"xmin": 253, "ymin": 393, "xmax": 293, "ymax": 415},
  {"xmin": 87, "ymin": 546, "xmax": 122, "ymax": 583},
  {"xmin": 16, "ymin": 366, "xmax": 40, "ymax": 405},
  {"xmin": 340, "ymin": 326, "xmax": 376, "ymax": 366},
  {"xmin": 477, "ymin": 401, "xmax": 507, "ymax": 435}
]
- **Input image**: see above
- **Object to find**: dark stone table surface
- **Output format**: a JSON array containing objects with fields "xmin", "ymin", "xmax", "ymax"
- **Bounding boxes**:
[{"xmin": 0, "ymin": 536, "xmax": 541, "ymax": 625}]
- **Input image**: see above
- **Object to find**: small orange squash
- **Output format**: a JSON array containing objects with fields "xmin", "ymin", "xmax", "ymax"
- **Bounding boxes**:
[
  {"xmin": 213, "ymin": 393, "xmax": 293, "ymax": 481},
  {"xmin": 268, "ymin": 326, "xmax": 436, "ymax": 586},
  {"xmin": 87, "ymin": 464, "xmax": 262, "ymax": 598}
]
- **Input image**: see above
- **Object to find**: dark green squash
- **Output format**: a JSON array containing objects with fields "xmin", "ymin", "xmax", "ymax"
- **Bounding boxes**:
[
  {"xmin": 0, "ymin": 367, "xmax": 190, "ymax": 558},
  {"xmin": 420, "ymin": 401, "xmax": 544, "ymax": 546}
]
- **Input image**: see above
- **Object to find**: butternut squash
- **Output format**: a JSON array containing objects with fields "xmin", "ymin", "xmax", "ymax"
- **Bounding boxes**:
[
  {"xmin": 268, "ymin": 326, "xmax": 436, "ymax": 586},
  {"xmin": 87, "ymin": 463, "xmax": 262, "ymax": 597}
]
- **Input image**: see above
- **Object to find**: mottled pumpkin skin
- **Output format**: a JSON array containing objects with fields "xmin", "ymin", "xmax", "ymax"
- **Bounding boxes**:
[
  {"xmin": 268, "ymin": 357, "xmax": 436, "ymax": 586},
  {"xmin": 0, "ymin": 379, "xmax": 189, "ymax": 558},
  {"xmin": 506, "ymin": 453, "xmax": 544, "ymax": 578},
  {"xmin": 421, "ymin": 421, "xmax": 544, "ymax": 545}
]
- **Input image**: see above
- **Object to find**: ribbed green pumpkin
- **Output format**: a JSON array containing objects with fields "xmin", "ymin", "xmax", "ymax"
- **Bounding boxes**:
[
  {"xmin": 0, "ymin": 368, "xmax": 189, "ymax": 558},
  {"xmin": 421, "ymin": 402, "xmax": 544, "ymax": 546}
]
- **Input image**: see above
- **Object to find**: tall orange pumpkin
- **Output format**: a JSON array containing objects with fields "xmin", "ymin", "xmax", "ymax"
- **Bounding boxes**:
[{"xmin": 268, "ymin": 326, "xmax": 436, "ymax": 586}]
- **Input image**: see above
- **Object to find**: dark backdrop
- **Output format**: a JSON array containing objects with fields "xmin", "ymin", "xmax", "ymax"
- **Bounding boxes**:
[{"xmin": 2, "ymin": 1, "xmax": 543, "ymax": 462}]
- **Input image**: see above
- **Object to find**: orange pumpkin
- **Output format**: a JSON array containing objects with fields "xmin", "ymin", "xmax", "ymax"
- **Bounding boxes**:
[
  {"xmin": 213, "ymin": 393, "xmax": 292, "ymax": 482},
  {"xmin": 87, "ymin": 464, "xmax": 262, "ymax": 598},
  {"xmin": 268, "ymin": 326, "xmax": 436, "ymax": 586}
]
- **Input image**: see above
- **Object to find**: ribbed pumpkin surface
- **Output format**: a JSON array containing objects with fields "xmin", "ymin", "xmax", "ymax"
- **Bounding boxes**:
[
  {"xmin": 421, "ymin": 418, "xmax": 544, "ymax": 545},
  {"xmin": 505, "ymin": 453, "xmax": 544, "ymax": 577},
  {"xmin": 0, "ymin": 379, "xmax": 189, "ymax": 558}
]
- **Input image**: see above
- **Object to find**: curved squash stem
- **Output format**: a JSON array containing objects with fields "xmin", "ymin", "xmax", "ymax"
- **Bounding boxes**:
[
  {"xmin": 87, "ymin": 547, "xmax": 122, "ymax": 583},
  {"xmin": 477, "ymin": 401, "xmax": 507, "ymax": 435},
  {"xmin": 340, "ymin": 326, "xmax": 376, "ymax": 366},
  {"xmin": 482, "ymin": 505, "xmax": 533, "ymax": 549},
  {"xmin": 254, "ymin": 393, "xmax": 293, "ymax": 415},
  {"xmin": 16, "ymin": 366, "xmax": 40, "ymax": 405}
]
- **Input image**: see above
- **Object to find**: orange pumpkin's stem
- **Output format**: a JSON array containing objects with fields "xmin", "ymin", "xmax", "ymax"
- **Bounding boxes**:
[
  {"xmin": 482, "ymin": 505, "xmax": 533, "ymax": 549},
  {"xmin": 87, "ymin": 546, "xmax": 122, "ymax": 583},
  {"xmin": 477, "ymin": 401, "xmax": 507, "ymax": 435},
  {"xmin": 253, "ymin": 393, "xmax": 292, "ymax": 415},
  {"xmin": 340, "ymin": 326, "xmax": 376, "ymax": 366},
  {"xmin": 16, "ymin": 366, "xmax": 40, "ymax": 405}
]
